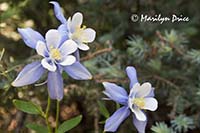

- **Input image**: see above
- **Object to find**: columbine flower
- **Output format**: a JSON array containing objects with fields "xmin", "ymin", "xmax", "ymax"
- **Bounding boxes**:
[
  {"xmin": 50, "ymin": 1, "xmax": 96, "ymax": 51},
  {"xmin": 12, "ymin": 28, "xmax": 92, "ymax": 100},
  {"xmin": 36, "ymin": 29, "xmax": 77, "ymax": 72},
  {"xmin": 102, "ymin": 66, "xmax": 158, "ymax": 133}
]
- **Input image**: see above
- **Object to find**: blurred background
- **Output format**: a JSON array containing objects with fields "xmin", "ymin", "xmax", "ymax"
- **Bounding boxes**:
[{"xmin": 0, "ymin": 0, "xmax": 200, "ymax": 132}]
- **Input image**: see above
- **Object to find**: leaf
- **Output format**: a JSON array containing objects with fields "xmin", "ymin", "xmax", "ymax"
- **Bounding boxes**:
[
  {"xmin": 151, "ymin": 122, "xmax": 174, "ymax": 133},
  {"xmin": 147, "ymin": 59, "xmax": 161, "ymax": 71},
  {"xmin": 98, "ymin": 101, "xmax": 110, "ymax": 118},
  {"xmin": 116, "ymin": 103, "xmax": 120, "ymax": 109},
  {"xmin": 1, "ymin": 7, "xmax": 19, "ymax": 21},
  {"xmin": 26, "ymin": 123, "xmax": 48, "ymax": 133},
  {"xmin": 58, "ymin": 115, "xmax": 82, "ymax": 133},
  {"xmin": 99, "ymin": 120, "xmax": 106, "ymax": 124},
  {"xmin": 13, "ymin": 99, "xmax": 43, "ymax": 115}
]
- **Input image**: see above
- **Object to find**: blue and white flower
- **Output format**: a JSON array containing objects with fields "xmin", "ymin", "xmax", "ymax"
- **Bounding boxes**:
[
  {"xmin": 36, "ymin": 29, "xmax": 77, "ymax": 72},
  {"xmin": 50, "ymin": 1, "xmax": 96, "ymax": 51},
  {"xmin": 102, "ymin": 66, "xmax": 158, "ymax": 133},
  {"xmin": 12, "ymin": 28, "xmax": 92, "ymax": 100}
]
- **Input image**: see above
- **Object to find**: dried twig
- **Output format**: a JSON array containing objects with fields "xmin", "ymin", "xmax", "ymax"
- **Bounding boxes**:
[
  {"xmin": 93, "ymin": 74, "xmax": 128, "ymax": 83},
  {"xmin": 139, "ymin": 74, "xmax": 180, "ymax": 90},
  {"xmin": 81, "ymin": 48, "xmax": 112, "ymax": 61},
  {"xmin": 94, "ymin": 106, "xmax": 99, "ymax": 133},
  {"xmin": 153, "ymin": 75, "xmax": 180, "ymax": 90},
  {"xmin": 0, "ymin": 48, "xmax": 5, "ymax": 61},
  {"xmin": 168, "ymin": 96, "xmax": 179, "ymax": 119}
]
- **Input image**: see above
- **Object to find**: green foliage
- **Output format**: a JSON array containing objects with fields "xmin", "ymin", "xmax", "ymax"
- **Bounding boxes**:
[
  {"xmin": 26, "ymin": 123, "xmax": 48, "ymax": 133},
  {"xmin": 151, "ymin": 122, "xmax": 174, "ymax": 133},
  {"xmin": 164, "ymin": 30, "xmax": 187, "ymax": 45},
  {"xmin": 58, "ymin": 115, "xmax": 82, "ymax": 133},
  {"xmin": 13, "ymin": 99, "xmax": 44, "ymax": 115},
  {"xmin": 171, "ymin": 115, "xmax": 195, "ymax": 133},
  {"xmin": 152, "ymin": 115, "xmax": 195, "ymax": 133},
  {"xmin": 98, "ymin": 101, "xmax": 110, "ymax": 118},
  {"xmin": 147, "ymin": 59, "xmax": 162, "ymax": 72},
  {"xmin": 127, "ymin": 36, "xmax": 148, "ymax": 62},
  {"xmin": 187, "ymin": 49, "xmax": 200, "ymax": 65}
]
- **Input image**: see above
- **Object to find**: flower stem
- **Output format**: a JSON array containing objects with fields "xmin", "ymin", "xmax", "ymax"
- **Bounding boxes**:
[
  {"xmin": 45, "ymin": 96, "xmax": 52, "ymax": 133},
  {"xmin": 55, "ymin": 100, "xmax": 60, "ymax": 133}
]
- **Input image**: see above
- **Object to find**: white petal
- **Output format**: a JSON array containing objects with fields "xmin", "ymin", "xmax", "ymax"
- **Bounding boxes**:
[
  {"xmin": 36, "ymin": 41, "xmax": 48, "ymax": 57},
  {"xmin": 143, "ymin": 98, "xmax": 158, "ymax": 111},
  {"xmin": 45, "ymin": 29, "xmax": 61, "ymax": 48},
  {"xmin": 136, "ymin": 82, "xmax": 152, "ymax": 97},
  {"xmin": 67, "ymin": 17, "xmax": 72, "ymax": 32},
  {"xmin": 71, "ymin": 12, "xmax": 83, "ymax": 30},
  {"xmin": 82, "ymin": 28, "xmax": 96, "ymax": 43},
  {"xmin": 130, "ymin": 83, "xmax": 140, "ymax": 97},
  {"xmin": 41, "ymin": 58, "xmax": 57, "ymax": 72},
  {"xmin": 59, "ymin": 39, "xmax": 78, "ymax": 56},
  {"xmin": 78, "ymin": 43, "xmax": 89, "ymax": 51},
  {"xmin": 59, "ymin": 55, "xmax": 76, "ymax": 66},
  {"xmin": 133, "ymin": 107, "xmax": 146, "ymax": 121}
]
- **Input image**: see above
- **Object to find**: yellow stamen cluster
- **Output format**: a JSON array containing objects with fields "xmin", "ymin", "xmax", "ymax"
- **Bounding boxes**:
[
  {"xmin": 50, "ymin": 47, "xmax": 61, "ymax": 60},
  {"xmin": 132, "ymin": 98, "xmax": 145, "ymax": 109},
  {"xmin": 72, "ymin": 25, "xmax": 87, "ymax": 42}
]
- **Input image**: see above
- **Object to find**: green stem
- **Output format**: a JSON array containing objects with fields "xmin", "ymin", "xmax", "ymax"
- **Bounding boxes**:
[
  {"xmin": 45, "ymin": 96, "xmax": 52, "ymax": 133},
  {"xmin": 55, "ymin": 100, "xmax": 60, "ymax": 133}
]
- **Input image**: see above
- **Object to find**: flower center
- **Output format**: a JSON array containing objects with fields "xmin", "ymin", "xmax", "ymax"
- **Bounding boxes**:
[
  {"xmin": 132, "ymin": 98, "xmax": 145, "ymax": 109},
  {"xmin": 71, "ymin": 25, "xmax": 87, "ymax": 42},
  {"xmin": 50, "ymin": 47, "xmax": 61, "ymax": 60}
]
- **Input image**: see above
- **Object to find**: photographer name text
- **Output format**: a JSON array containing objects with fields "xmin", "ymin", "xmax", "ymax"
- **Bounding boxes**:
[{"xmin": 131, "ymin": 14, "xmax": 190, "ymax": 24}]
